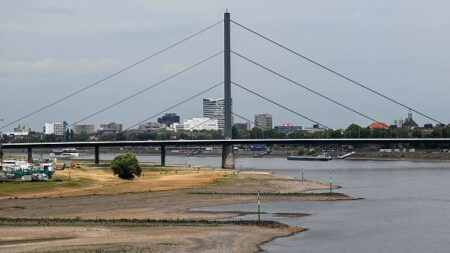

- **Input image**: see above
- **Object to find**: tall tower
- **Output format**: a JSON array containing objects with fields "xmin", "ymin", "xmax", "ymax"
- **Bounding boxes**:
[
  {"xmin": 224, "ymin": 11, "xmax": 232, "ymax": 139},
  {"xmin": 222, "ymin": 11, "xmax": 235, "ymax": 169}
]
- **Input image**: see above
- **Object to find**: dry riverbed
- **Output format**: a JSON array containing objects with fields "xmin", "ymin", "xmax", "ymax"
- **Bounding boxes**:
[{"xmin": 0, "ymin": 166, "xmax": 354, "ymax": 252}]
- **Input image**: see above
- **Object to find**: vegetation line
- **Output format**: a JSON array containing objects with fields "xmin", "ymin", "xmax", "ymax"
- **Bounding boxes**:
[
  {"xmin": 0, "ymin": 217, "xmax": 290, "ymax": 228},
  {"xmin": 188, "ymin": 191, "xmax": 349, "ymax": 197}
]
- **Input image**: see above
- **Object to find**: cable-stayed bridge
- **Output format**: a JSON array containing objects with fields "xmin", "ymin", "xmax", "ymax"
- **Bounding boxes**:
[
  {"xmin": 3, "ymin": 138, "xmax": 450, "ymax": 168},
  {"xmin": 1, "ymin": 12, "xmax": 448, "ymax": 168}
]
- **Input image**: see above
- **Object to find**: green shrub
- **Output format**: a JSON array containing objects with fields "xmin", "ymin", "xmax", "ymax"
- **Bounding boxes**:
[{"xmin": 111, "ymin": 153, "xmax": 142, "ymax": 179}]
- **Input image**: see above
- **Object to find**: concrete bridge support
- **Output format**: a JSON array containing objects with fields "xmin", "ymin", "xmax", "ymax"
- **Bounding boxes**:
[
  {"xmin": 161, "ymin": 145, "xmax": 166, "ymax": 166},
  {"xmin": 221, "ymin": 144, "xmax": 235, "ymax": 169},
  {"xmin": 27, "ymin": 147, "xmax": 33, "ymax": 162},
  {"xmin": 94, "ymin": 146, "xmax": 100, "ymax": 166},
  {"xmin": 0, "ymin": 145, "xmax": 3, "ymax": 171}
]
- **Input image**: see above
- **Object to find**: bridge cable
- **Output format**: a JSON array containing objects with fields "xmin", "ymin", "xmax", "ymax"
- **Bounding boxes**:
[
  {"xmin": 231, "ymin": 20, "xmax": 445, "ymax": 125},
  {"xmin": 70, "ymin": 51, "xmax": 223, "ymax": 127},
  {"xmin": 125, "ymin": 81, "xmax": 223, "ymax": 131},
  {"xmin": 232, "ymin": 51, "xmax": 382, "ymax": 124},
  {"xmin": 0, "ymin": 20, "xmax": 223, "ymax": 130},
  {"xmin": 232, "ymin": 81, "xmax": 330, "ymax": 129}
]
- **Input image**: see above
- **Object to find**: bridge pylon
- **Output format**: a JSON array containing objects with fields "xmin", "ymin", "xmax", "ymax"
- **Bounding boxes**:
[{"xmin": 222, "ymin": 11, "xmax": 235, "ymax": 169}]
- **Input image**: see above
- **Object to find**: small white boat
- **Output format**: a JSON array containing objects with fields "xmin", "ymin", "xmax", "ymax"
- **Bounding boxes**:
[{"xmin": 337, "ymin": 151, "xmax": 356, "ymax": 159}]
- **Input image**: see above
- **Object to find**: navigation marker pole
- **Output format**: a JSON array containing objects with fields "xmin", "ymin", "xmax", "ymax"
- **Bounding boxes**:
[
  {"xmin": 329, "ymin": 174, "xmax": 332, "ymax": 194},
  {"xmin": 301, "ymin": 168, "xmax": 304, "ymax": 181},
  {"xmin": 257, "ymin": 190, "xmax": 261, "ymax": 222}
]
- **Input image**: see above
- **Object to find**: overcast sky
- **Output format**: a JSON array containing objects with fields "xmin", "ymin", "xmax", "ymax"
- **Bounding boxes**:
[{"xmin": 1, "ymin": 0, "xmax": 449, "ymax": 131}]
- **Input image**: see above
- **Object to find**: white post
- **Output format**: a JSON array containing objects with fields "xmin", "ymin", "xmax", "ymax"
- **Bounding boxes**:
[{"xmin": 329, "ymin": 174, "xmax": 332, "ymax": 194}]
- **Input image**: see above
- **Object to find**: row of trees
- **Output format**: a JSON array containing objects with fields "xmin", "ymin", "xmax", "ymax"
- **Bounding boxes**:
[{"xmin": 3, "ymin": 124, "xmax": 450, "ymax": 144}]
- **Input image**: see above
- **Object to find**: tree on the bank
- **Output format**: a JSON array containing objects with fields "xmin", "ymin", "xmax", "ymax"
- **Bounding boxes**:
[{"xmin": 111, "ymin": 153, "xmax": 142, "ymax": 179}]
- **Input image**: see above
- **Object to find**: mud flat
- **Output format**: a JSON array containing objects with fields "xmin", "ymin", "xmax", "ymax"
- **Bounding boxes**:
[{"xmin": 0, "ymin": 166, "xmax": 354, "ymax": 252}]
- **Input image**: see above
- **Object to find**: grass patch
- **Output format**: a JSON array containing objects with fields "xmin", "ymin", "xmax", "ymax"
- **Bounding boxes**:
[
  {"xmin": 0, "ymin": 178, "xmax": 92, "ymax": 197},
  {"xmin": 209, "ymin": 173, "xmax": 238, "ymax": 185},
  {"xmin": 141, "ymin": 166, "xmax": 170, "ymax": 172},
  {"xmin": 0, "ymin": 205, "xmax": 26, "ymax": 211},
  {"xmin": 11, "ymin": 205, "xmax": 26, "ymax": 209}
]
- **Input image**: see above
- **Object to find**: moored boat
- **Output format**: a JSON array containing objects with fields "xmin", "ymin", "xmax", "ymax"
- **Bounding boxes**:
[
  {"xmin": 50, "ymin": 148, "xmax": 79, "ymax": 158},
  {"xmin": 287, "ymin": 154, "xmax": 332, "ymax": 161}
]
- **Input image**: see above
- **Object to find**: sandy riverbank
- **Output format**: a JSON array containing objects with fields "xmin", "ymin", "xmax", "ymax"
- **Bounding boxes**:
[
  {"xmin": 0, "ymin": 219, "xmax": 303, "ymax": 253},
  {"xmin": 1, "ymin": 225, "xmax": 302, "ymax": 253},
  {"xmin": 0, "ymin": 166, "xmax": 353, "ymax": 252}
]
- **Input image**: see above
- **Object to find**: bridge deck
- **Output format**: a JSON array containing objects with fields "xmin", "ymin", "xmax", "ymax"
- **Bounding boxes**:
[{"xmin": 2, "ymin": 138, "xmax": 450, "ymax": 149}]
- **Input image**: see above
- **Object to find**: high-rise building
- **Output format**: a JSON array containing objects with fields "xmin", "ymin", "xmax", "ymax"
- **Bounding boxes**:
[
  {"xmin": 183, "ymin": 117, "xmax": 219, "ymax": 131},
  {"xmin": 99, "ymin": 122, "xmax": 123, "ymax": 133},
  {"xmin": 255, "ymin": 113, "xmax": 272, "ymax": 130},
  {"xmin": 157, "ymin": 113, "xmax": 180, "ymax": 127},
  {"xmin": 203, "ymin": 98, "xmax": 232, "ymax": 131},
  {"xmin": 73, "ymin": 124, "xmax": 95, "ymax": 134},
  {"xmin": 44, "ymin": 122, "xmax": 64, "ymax": 135}
]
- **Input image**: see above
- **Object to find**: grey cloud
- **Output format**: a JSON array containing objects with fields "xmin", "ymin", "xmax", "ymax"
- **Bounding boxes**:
[
  {"xmin": 1, "ymin": 0, "xmax": 450, "ymax": 131},
  {"xmin": 0, "ymin": 58, "xmax": 122, "ymax": 74}
]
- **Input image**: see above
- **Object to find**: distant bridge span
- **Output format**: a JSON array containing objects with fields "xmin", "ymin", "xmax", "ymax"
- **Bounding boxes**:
[{"xmin": 2, "ymin": 138, "xmax": 450, "ymax": 168}]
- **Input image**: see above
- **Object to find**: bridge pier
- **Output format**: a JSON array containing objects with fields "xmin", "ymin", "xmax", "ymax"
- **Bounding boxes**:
[
  {"xmin": 27, "ymin": 147, "xmax": 33, "ymax": 162},
  {"xmin": 221, "ymin": 144, "xmax": 235, "ymax": 169},
  {"xmin": 0, "ymin": 144, "xmax": 3, "ymax": 171},
  {"xmin": 161, "ymin": 145, "xmax": 166, "ymax": 166},
  {"xmin": 94, "ymin": 146, "xmax": 99, "ymax": 166}
]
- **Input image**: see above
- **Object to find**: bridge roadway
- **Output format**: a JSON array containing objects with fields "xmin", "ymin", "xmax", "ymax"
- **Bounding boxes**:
[{"xmin": 2, "ymin": 138, "xmax": 450, "ymax": 168}]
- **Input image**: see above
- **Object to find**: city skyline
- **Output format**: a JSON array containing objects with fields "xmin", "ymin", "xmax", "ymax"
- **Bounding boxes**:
[
  {"xmin": 1, "ymin": 1, "xmax": 450, "ymax": 131},
  {"xmin": 4, "ymin": 107, "xmax": 434, "ymax": 135}
]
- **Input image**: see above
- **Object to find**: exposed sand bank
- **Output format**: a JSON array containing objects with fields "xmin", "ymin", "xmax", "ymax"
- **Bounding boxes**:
[
  {"xmin": 0, "ymin": 166, "xmax": 354, "ymax": 252},
  {"xmin": 0, "ymin": 223, "xmax": 302, "ymax": 253}
]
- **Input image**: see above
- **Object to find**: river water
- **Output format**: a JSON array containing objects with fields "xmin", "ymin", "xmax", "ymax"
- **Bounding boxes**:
[
  {"xmin": 74, "ymin": 154, "xmax": 450, "ymax": 252},
  {"xmin": 230, "ymin": 158, "xmax": 450, "ymax": 253}
]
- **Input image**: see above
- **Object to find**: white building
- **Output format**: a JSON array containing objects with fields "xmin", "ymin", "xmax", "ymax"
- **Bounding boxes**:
[
  {"xmin": 3, "ymin": 124, "xmax": 31, "ymax": 136},
  {"xmin": 44, "ymin": 122, "xmax": 64, "ymax": 135},
  {"xmin": 183, "ymin": 117, "xmax": 219, "ymax": 131},
  {"xmin": 203, "ymin": 98, "xmax": 232, "ymax": 131}
]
